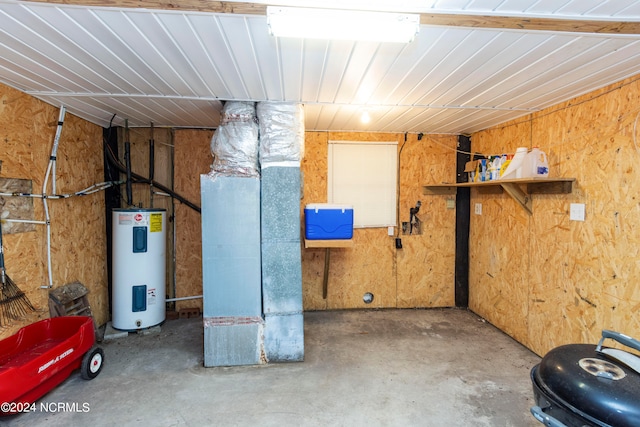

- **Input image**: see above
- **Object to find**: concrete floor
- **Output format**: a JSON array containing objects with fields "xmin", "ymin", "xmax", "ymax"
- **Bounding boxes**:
[{"xmin": 5, "ymin": 308, "xmax": 542, "ymax": 427}]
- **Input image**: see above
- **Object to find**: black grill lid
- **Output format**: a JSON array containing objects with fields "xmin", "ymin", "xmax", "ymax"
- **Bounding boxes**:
[{"xmin": 535, "ymin": 344, "xmax": 640, "ymax": 427}]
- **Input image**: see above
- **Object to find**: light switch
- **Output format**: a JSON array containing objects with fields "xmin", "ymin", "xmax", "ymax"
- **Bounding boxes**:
[
  {"xmin": 570, "ymin": 203, "xmax": 585, "ymax": 221},
  {"xmin": 387, "ymin": 226, "xmax": 394, "ymax": 236}
]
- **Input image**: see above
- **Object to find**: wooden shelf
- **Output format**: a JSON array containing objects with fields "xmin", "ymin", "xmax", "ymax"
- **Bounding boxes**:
[
  {"xmin": 423, "ymin": 177, "xmax": 576, "ymax": 215},
  {"xmin": 304, "ymin": 239, "xmax": 354, "ymax": 248}
]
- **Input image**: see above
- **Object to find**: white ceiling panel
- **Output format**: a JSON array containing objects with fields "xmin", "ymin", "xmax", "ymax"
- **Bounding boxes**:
[
  {"xmin": 300, "ymin": 39, "xmax": 331, "ymax": 102},
  {"xmin": 187, "ymin": 15, "xmax": 240, "ymax": 99},
  {"xmin": 218, "ymin": 15, "xmax": 266, "ymax": 99},
  {"xmin": 0, "ymin": 0, "xmax": 639, "ymax": 134},
  {"xmin": 247, "ymin": 17, "xmax": 284, "ymax": 100},
  {"xmin": 276, "ymin": 37, "xmax": 305, "ymax": 101}
]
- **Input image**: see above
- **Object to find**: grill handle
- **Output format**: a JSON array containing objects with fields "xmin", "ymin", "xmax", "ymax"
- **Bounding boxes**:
[
  {"xmin": 596, "ymin": 330, "xmax": 640, "ymax": 353},
  {"xmin": 596, "ymin": 330, "xmax": 640, "ymax": 375},
  {"xmin": 530, "ymin": 406, "xmax": 567, "ymax": 427}
]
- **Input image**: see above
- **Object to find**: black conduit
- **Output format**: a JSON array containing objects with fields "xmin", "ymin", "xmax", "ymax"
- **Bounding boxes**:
[
  {"xmin": 124, "ymin": 141, "xmax": 133, "ymax": 206},
  {"xmin": 103, "ymin": 125, "xmax": 202, "ymax": 213},
  {"xmin": 149, "ymin": 123, "xmax": 155, "ymax": 207},
  {"xmin": 149, "ymin": 123, "xmax": 155, "ymax": 182}
]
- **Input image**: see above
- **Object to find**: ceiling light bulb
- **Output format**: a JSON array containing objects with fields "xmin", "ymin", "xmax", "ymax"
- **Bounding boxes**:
[{"xmin": 361, "ymin": 111, "xmax": 371, "ymax": 124}]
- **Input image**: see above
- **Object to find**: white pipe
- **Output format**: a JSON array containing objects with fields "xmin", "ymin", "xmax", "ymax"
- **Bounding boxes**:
[
  {"xmin": 0, "ymin": 181, "xmax": 121, "ymax": 200},
  {"xmin": 39, "ymin": 105, "xmax": 65, "ymax": 290},
  {"xmin": 165, "ymin": 295, "xmax": 203, "ymax": 302},
  {"xmin": 29, "ymin": 177, "xmax": 118, "ymax": 290},
  {"xmin": 0, "ymin": 192, "xmax": 64, "ymax": 199},
  {"xmin": 52, "ymin": 161, "xmax": 56, "ymax": 195},
  {"xmin": 3, "ymin": 219, "xmax": 47, "ymax": 225},
  {"xmin": 152, "ymin": 191, "xmax": 172, "ymax": 197},
  {"xmin": 42, "ymin": 161, "xmax": 53, "ymax": 198},
  {"xmin": 0, "ymin": 192, "xmax": 40, "ymax": 198},
  {"xmin": 41, "ymin": 166, "xmax": 54, "ymax": 290},
  {"xmin": 73, "ymin": 181, "xmax": 119, "ymax": 196},
  {"xmin": 40, "ymin": 198, "xmax": 53, "ymax": 289}
]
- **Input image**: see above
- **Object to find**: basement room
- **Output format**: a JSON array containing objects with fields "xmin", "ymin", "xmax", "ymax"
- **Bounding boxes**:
[{"xmin": 1, "ymin": 1, "xmax": 639, "ymax": 426}]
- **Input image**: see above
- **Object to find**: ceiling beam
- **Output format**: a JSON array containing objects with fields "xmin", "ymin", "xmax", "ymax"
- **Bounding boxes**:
[
  {"xmin": 21, "ymin": 0, "xmax": 640, "ymax": 34},
  {"xmin": 22, "ymin": 0, "xmax": 268, "ymax": 14},
  {"xmin": 420, "ymin": 13, "xmax": 640, "ymax": 34}
]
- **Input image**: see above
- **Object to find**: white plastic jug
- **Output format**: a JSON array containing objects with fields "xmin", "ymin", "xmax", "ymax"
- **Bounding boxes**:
[
  {"xmin": 521, "ymin": 147, "xmax": 549, "ymax": 178},
  {"xmin": 500, "ymin": 147, "xmax": 528, "ymax": 179}
]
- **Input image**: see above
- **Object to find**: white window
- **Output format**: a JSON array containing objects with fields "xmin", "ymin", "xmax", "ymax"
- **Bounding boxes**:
[{"xmin": 328, "ymin": 140, "xmax": 398, "ymax": 228}]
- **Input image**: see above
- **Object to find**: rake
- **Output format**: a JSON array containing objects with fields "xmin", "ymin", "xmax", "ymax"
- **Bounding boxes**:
[{"xmin": 0, "ymin": 220, "xmax": 35, "ymax": 326}]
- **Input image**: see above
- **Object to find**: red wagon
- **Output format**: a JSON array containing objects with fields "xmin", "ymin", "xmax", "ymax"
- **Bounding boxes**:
[{"xmin": 0, "ymin": 316, "xmax": 103, "ymax": 415}]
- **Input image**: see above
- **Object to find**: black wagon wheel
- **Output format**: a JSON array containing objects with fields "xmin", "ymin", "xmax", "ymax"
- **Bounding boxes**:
[{"xmin": 81, "ymin": 346, "xmax": 104, "ymax": 380}]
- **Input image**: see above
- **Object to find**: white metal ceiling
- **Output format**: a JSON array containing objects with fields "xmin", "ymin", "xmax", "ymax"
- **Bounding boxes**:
[{"xmin": 0, "ymin": 0, "xmax": 639, "ymax": 134}]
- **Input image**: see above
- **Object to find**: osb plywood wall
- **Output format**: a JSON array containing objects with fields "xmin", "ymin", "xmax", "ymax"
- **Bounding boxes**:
[
  {"xmin": 0, "ymin": 83, "xmax": 106, "ymax": 339},
  {"xmin": 396, "ymin": 134, "xmax": 457, "ymax": 308},
  {"xmin": 301, "ymin": 132, "xmax": 457, "ymax": 310},
  {"xmin": 469, "ymin": 74, "xmax": 640, "ymax": 356},
  {"xmin": 168, "ymin": 130, "xmax": 457, "ymax": 312},
  {"xmin": 174, "ymin": 129, "xmax": 213, "ymax": 311}
]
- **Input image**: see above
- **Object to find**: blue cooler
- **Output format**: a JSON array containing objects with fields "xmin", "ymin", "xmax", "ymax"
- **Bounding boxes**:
[{"xmin": 304, "ymin": 204, "xmax": 353, "ymax": 240}]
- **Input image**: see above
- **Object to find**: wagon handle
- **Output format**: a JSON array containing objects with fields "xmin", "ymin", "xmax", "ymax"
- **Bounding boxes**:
[{"xmin": 597, "ymin": 330, "xmax": 640, "ymax": 353}]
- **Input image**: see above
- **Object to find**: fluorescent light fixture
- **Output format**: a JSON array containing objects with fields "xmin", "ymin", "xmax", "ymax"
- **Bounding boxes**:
[{"xmin": 266, "ymin": 6, "xmax": 420, "ymax": 43}]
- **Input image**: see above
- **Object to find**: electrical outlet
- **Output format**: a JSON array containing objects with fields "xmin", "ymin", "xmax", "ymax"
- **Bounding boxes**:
[
  {"xmin": 570, "ymin": 203, "xmax": 585, "ymax": 221},
  {"xmin": 475, "ymin": 203, "xmax": 482, "ymax": 215},
  {"xmin": 387, "ymin": 226, "xmax": 394, "ymax": 236}
]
